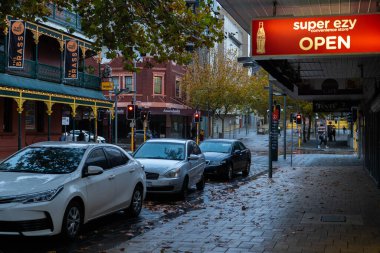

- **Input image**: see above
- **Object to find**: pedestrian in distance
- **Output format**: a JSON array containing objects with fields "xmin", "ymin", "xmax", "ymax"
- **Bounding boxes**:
[
  {"xmin": 78, "ymin": 130, "xmax": 85, "ymax": 141},
  {"xmin": 317, "ymin": 123, "xmax": 328, "ymax": 149},
  {"xmin": 332, "ymin": 126, "xmax": 336, "ymax": 141},
  {"xmin": 343, "ymin": 126, "xmax": 346, "ymax": 134}
]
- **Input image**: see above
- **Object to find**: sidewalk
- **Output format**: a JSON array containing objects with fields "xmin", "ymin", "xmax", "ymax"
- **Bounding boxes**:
[{"xmin": 106, "ymin": 149, "xmax": 380, "ymax": 252}]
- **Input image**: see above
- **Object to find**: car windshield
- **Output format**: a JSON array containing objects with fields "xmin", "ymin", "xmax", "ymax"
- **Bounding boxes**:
[
  {"xmin": 134, "ymin": 142, "xmax": 185, "ymax": 160},
  {"xmin": 199, "ymin": 142, "xmax": 232, "ymax": 153},
  {"xmin": 0, "ymin": 147, "xmax": 86, "ymax": 174}
]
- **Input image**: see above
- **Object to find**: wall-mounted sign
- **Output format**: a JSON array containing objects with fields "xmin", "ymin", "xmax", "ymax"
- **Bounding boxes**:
[
  {"xmin": 313, "ymin": 100, "xmax": 358, "ymax": 112},
  {"xmin": 8, "ymin": 20, "xmax": 26, "ymax": 69},
  {"xmin": 101, "ymin": 81, "xmax": 114, "ymax": 91},
  {"xmin": 64, "ymin": 39, "xmax": 79, "ymax": 79},
  {"xmin": 62, "ymin": 117, "xmax": 70, "ymax": 126},
  {"xmin": 252, "ymin": 14, "xmax": 380, "ymax": 58}
]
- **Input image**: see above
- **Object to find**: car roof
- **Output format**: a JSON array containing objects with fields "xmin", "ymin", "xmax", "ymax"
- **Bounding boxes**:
[
  {"xmin": 28, "ymin": 141, "xmax": 115, "ymax": 149},
  {"xmin": 145, "ymin": 138, "xmax": 189, "ymax": 144},
  {"xmin": 201, "ymin": 139, "xmax": 237, "ymax": 143}
]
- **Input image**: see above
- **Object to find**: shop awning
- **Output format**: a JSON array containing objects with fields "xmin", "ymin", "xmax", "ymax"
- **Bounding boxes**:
[{"xmin": 0, "ymin": 74, "xmax": 113, "ymax": 108}]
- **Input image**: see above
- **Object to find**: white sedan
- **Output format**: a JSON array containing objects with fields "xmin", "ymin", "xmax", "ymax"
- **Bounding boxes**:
[
  {"xmin": 0, "ymin": 142, "xmax": 146, "ymax": 239},
  {"xmin": 133, "ymin": 139, "xmax": 206, "ymax": 199},
  {"xmin": 62, "ymin": 130, "xmax": 106, "ymax": 143}
]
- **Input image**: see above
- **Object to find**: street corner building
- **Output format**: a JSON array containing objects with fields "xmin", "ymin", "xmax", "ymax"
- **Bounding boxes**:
[{"xmin": 0, "ymin": 6, "xmax": 113, "ymax": 159}]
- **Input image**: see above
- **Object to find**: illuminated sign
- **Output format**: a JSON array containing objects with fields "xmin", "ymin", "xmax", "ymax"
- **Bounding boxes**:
[{"xmin": 252, "ymin": 14, "xmax": 380, "ymax": 58}]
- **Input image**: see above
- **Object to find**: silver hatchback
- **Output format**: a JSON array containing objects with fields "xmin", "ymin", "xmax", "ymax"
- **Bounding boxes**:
[{"xmin": 133, "ymin": 139, "xmax": 206, "ymax": 198}]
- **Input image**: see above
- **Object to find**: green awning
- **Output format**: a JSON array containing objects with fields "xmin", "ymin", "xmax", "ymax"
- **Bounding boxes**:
[{"xmin": 0, "ymin": 74, "xmax": 112, "ymax": 108}]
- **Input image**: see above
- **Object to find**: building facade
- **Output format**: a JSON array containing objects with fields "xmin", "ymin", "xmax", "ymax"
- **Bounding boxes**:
[
  {"xmin": 0, "ymin": 5, "xmax": 113, "ymax": 159},
  {"xmin": 103, "ymin": 57, "xmax": 195, "ymax": 141}
]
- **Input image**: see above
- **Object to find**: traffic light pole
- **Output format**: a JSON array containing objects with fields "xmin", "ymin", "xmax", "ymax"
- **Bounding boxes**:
[
  {"xmin": 196, "ymin": 122, "xmax": 200, "ymax": 145},
  {"xmin": 268, "ymin": 81, "xmax": 273, "ymax": 178}
]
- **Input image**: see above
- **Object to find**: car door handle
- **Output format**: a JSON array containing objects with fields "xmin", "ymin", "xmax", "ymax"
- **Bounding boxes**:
[
  {"xmin": 108, "ymin": 175, "xmax": 115, "ymax": 180},
  {"xmin": 129, "ymin": 168, "xmax": 136, "ymax": 173}
]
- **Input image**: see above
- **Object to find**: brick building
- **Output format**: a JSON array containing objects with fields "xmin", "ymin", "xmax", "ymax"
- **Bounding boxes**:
[
  {"xmin": 103, "ymin": 56, "xmax": 195, "ymax": 140},
  {"xmin": 0, "ymin": 5, "xmax": 113, "ymax": 158}
]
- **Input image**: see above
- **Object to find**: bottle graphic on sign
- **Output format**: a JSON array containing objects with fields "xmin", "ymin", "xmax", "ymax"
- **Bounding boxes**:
[{"xmin": 256, "ymin": 22, "xmax": 266, "ymax": 54}]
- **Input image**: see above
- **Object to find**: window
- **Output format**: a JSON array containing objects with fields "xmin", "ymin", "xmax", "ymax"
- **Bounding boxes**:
[
  {"xmin": 125, "ymin": 76, "xmax": 133, "ymax": 91},
  {"xmin": 153, "ymin": 76, "xmax": 163, "ymax": 95},
  {"xmin": 175, "ymin": 80, "xmax": 181, "ymax": 98},
  {"xmin": 36, "ymin": 102, "xmax": 44, "ymax": 132},
  {"xmin": 3, "ymin": 98, "xmax": 13, "ymax": 132},
  {"xmin": 86, "ymin": 148, "xmax": 108, "ymax": 170},
  {"xmin": 112, "ymin": 76, "xmax": 120, "ymax": 90},
  {"xmin": 104, "ymin": 147, "xmax": 128, "ymax": 168}
]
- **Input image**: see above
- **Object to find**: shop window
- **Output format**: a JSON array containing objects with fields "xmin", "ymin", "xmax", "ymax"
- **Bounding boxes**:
[
  {"xmin": 153, "ymin": 76, "xmax": 163, "ymax": 95},
  {"xmin": 24, "ymin": 101, "xmax": 36, "ymax": 130},
  {"xmin": 3, "ymin": 98, "xmax": 13, "ymax": 132}
]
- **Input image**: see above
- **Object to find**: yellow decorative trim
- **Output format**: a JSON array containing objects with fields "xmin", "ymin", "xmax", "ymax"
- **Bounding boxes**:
[
  {"xmin": 59, "ymin": 35, "xmax": 64, "ymax": 52},
  {"xmin": 3, "ymin": 19, "xmax": 10, "ymax": 35},
  {"xmin": 69, "ymin": 102, "xmax": 78, "ymax": 117},
  {"xmin": 44, "ymin": 99, "xmax": 54, "ymax": 116},
  {"xmin": 32, "ymin": 29, "xmax": 41, "ymax": 44},
  {"xmin": 91, "ymin": 106, "xmax": 98, "ymax": 119},
  {"xmin": 96, "ymin": 52, "xmax": 102, "ymax": 64},
  {"xmin": 109, "ymin": 108, "xmax": 115, "ymax": 120},
  {"xmin": 14, "ymin": 96, "xmax": 25, "ymax": 114},
  {"xmin": 80, "ymin": 46, "xmax": 87, "ymax": 57}
]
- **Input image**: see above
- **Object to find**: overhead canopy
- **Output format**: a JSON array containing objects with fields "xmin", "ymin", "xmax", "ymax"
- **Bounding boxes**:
[
  {"xmin": 0, "ymin": 74, "xmax": 113, "ymax": 109},
  {"xmin": 218, "ymin": 0, "xmax": 380, "ymax": 105}
]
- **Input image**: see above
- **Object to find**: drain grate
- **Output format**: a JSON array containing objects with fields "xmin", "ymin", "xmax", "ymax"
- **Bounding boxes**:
[{"xmin": 320, "ymin": 215, "xmax": 346, "ymax": 223}]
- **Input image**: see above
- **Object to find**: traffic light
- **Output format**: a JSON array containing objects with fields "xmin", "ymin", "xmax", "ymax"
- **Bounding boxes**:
[
  {"xmin": 127, "ymin": 104, "xmax": 135, "ymax": 119},
  {"xmin": 296, "ymin": 114, "xmax": 302, "ymax": 124},
  {"xmin": 194, "ymin": 111, "xmax": 200, "ymax": 122},
  {"xmin": 147, "ymin": 111, "xmax": 151, "ymax": 121}
]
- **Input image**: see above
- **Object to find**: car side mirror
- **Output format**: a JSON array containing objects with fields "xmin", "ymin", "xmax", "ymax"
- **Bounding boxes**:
[
  {"xmin": 86, "ymin": 165, "xmax": 104, "ymax": 176},
  {"xmin": 233, "ymin": 150, "xmax": 241, "ymax": 155},
  {"xmin": 188, "ymin": 154, "xmax": 199, "ymax": 160}
]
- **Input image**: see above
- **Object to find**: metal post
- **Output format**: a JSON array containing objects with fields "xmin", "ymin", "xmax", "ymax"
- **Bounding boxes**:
[
  {"xmin": 196, "ymin": 122, "xmax": 200, "ymax": 144},
  {"xmin": 115, "ymin": 87, "xmax": 118, "ymax": 144},
  {"xmin": 291, "ymin": 116, "xmax": 293, "ymax": 167},
  {"xmin": 18, "ymin": 112, "xmax": 22, "ymax": 150},
  {"xmin": 48, "ymin": 115, "xmax": 51, "ymax": 141},
  {"xmin": 268, "ymin": 81, "xmax": 273, "ymax": 178},
  {"xmin": 283, "ymin": 95, "xmax": 286, "ymax": 159}
]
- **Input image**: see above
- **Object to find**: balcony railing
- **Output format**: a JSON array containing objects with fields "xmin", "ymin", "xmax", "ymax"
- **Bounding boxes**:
[
  {"xmin": 46, "ymin": 4, "xmax": 82, "ymax": 31},
  {"xmin": 0, "ymin": 52, "xmax": 100, "ymax": 90}
]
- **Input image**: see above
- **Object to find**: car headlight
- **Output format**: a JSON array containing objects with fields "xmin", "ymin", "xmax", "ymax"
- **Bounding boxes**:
[
  {"xmin": 164, "ymin": 168, "xmax": 180, "ymax": 178},
  {"xmin": 211, "ymin": 160, "xmax": 226, "ymax": 166},
  {"xmin": 14, "ymin": 186, "xmax": 64, "ymax": 204}
]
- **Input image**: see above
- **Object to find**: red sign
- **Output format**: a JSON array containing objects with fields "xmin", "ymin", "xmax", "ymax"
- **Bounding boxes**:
[{"xmin": 252, "ymin": 14, "xmax": 380, "ymax": 58}]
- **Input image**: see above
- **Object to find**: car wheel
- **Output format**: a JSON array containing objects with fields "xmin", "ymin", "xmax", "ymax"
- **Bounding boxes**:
[
  {"xmin": 196, "ymin": 174, "xmax": 205, "ymax": 191},
  {"xmin": 126, "ymin": 185, "xmax": 143, "ymax": 217},
  {"xmin": 179, "ymin": 177, "xmax": 189, "ymax": 200},
  {"xmin": 242, "ymin": 161, "xmax": 251, "ymax": 177},
  {"xmin": 61, "ymin": 200, "xmax": 83, "ymax": 240},
  {"xmin": 226, "ymin": 164, "xmax": 233, "ymax": 181}
]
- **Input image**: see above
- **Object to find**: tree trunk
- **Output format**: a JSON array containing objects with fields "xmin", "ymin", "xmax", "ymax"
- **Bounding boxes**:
[{"xmin": 307, "ymin": 114, "xmax": 312, "ymax": 140}]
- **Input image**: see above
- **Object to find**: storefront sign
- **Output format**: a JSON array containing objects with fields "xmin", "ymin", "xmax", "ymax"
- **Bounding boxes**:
[
  {"xmin": 101, "ymin": 81, "xmax": 114, "ymax": 91},
  {"xmin": 8, "ymin": 20, "xmax": 26, "ymax": 69},
  {"xmin": 64, "ymin": 39, "xmax": 79, "ymax": 79},
  {"xmin": 313, "ymin": 100, "xmax": 358, "ymax": 112},
  {"xmin": 163, "ymin": 108, "xmax": 181, "ymax": 114},
  {"xmin": 252, "ymin": 14, "xmax": 380, "ymax": 58}
]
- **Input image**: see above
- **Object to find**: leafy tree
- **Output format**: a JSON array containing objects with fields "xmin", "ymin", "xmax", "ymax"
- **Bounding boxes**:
[
  {"xmin": 1, "ymin": 0, "xmax": 224, "ymax": 69},
  {"xmin": 182, "ymin": 49, "xmax": 263, "ymax": 137}
]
